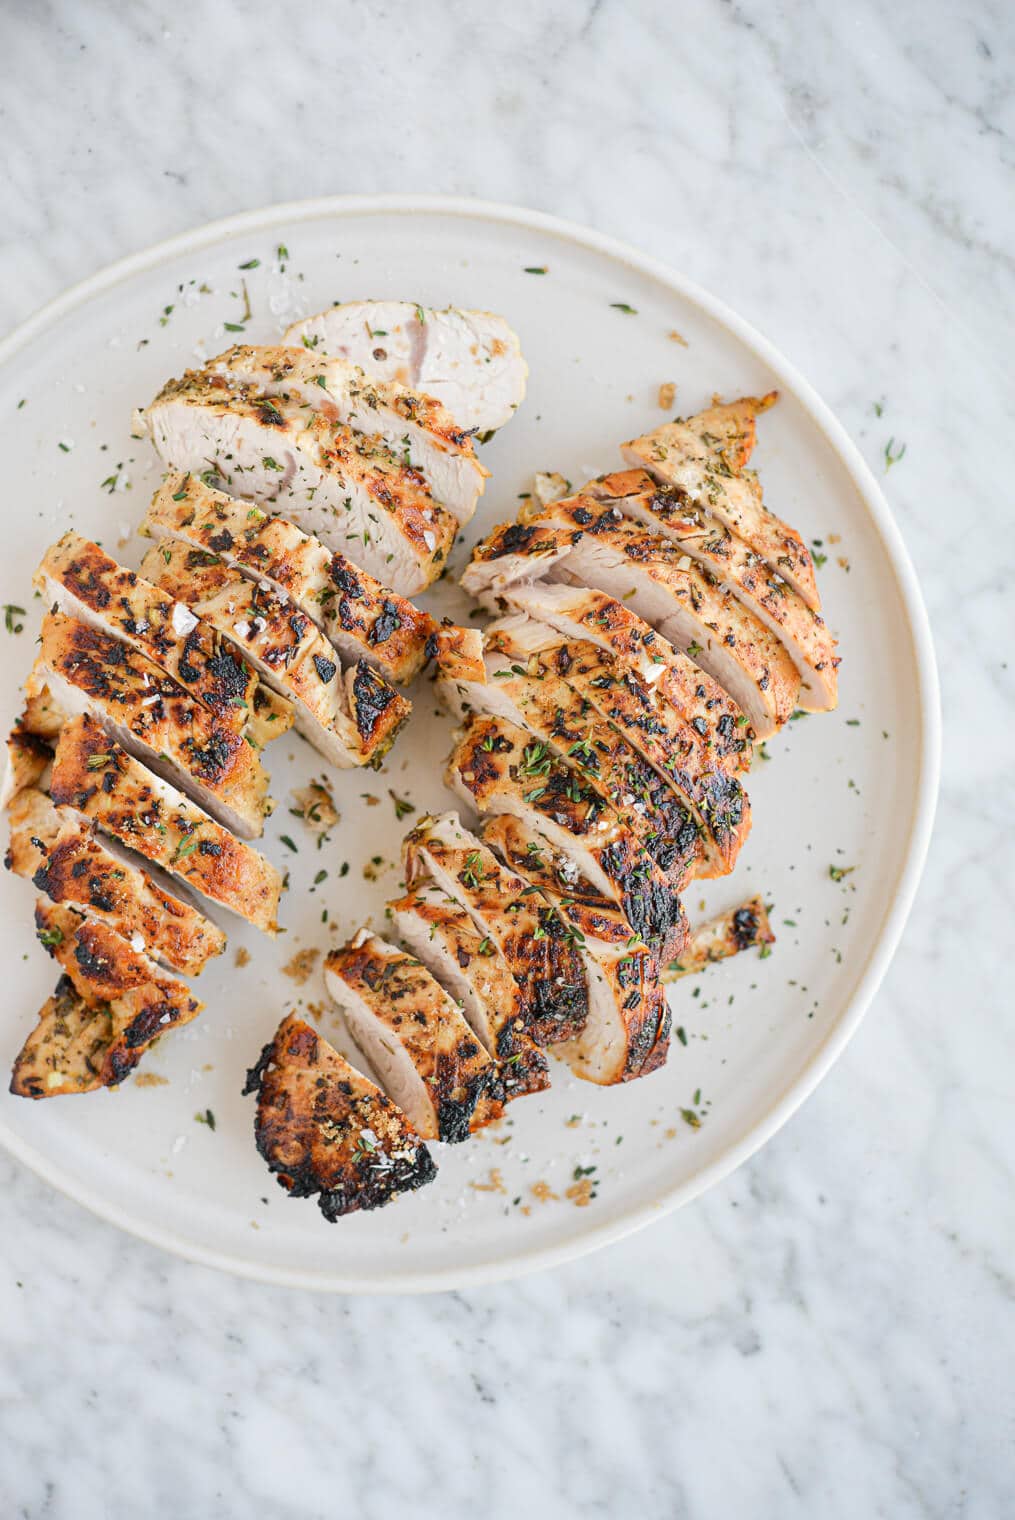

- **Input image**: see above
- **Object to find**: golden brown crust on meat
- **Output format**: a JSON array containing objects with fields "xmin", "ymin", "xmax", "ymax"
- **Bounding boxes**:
[
  {"xmin": 663, "ymin": 894, "xmax": 775, "ymax": 980},
  {"xmin": 49, "ymin": 714, "xmax": 281, "ymax": 934},
  {"xmin": 243, "ymin": 1014, "xmax": 437, "ymax": 1220}
]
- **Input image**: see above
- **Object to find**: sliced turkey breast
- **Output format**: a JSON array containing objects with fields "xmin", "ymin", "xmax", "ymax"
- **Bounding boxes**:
[
  {"xmin": 663, "ymin": 894, "xmax": 775, "ymax": 981},
  {"xmin": 140, "ymin": 541, "xmax": 409, "ymax": 770},
  {"xmin": 582, "ymin": 473, "xmax": 837, "ymax": 710},
  {"xmin": 32, "ymin": 610, "xmax": 271, "ymax": 839},
  {"xmin": 491, "ymin": 580, "xmax": 752, "ymax": 772},
  {"xmin": 482, "ymin": 615, "xmax": 752, "ymax": 878},
  {"xmin": 462, "ymin": 512, "xmax": 800, "ymax": 739},
  {"xmin": 482, "ymin": 815, "xmax": 670, "ymax": 1084},
  {"xmin": 142, "ymin": 473, "xmax": 433, "ymax": 684},
  {"xmin": 50, "ymin": 714, "xmax": 282, "ymax": 934},
  {"xmin": 284, "ymin": 302, "xmax": 527, "ymax": 434},
  {"xmin": 35, "ymin": 532, "xmax": 290, "ymax": 748},
  {"xmin": 28, "ymin": 901, "xmax": 202, "ymax": 1090},
  {"xmin": 136, "ymin": 369, "xmax": 458, "ymax": 595},
  {"xmin": 243, "ymin": 1013, "xmax": 437, "ymax": 1220},
  {"xmin": 619, "ymin": 393, "xmax": 820, "ymax": 610},
  {"xmin": 387, "ymin": 881, "xmax": 549, "ymax": 1099},
  {"xmin": 205, "ymin": 344, "xmax": 488, "ymax": 523},
  {"xmin": 434, "ymin": 624, "xmax": 702, "ymax": 886},
  {"xmin": 7, "ymin": 787, "xmax": 224, "ymax": 977},
  {"xmin": 402, "ymin": 811, "xmax": 587, "ymax": 1046},
  {"xmin": 324, "ymin": 929, "xmax": 503, "ymax": 1143},
  {"xmin": 446, "ymin": 714, "xmax": 689, "ymax": 961}
]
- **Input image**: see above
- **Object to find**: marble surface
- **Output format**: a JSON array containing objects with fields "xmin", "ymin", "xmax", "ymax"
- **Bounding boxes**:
[{"xmin": 1, "ymin": 2, "xmax": 1012, "ymax": 1516}]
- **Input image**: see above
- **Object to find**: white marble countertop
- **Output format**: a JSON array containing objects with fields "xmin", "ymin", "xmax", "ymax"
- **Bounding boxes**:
[{"xmin": 1, "ymin": 2, "xmax": 1012, "ymax": 1515}]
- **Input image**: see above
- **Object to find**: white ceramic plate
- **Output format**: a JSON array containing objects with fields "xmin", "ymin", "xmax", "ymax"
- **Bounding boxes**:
[{"xmin": 0, "ymin": 197, "xmax": 939, "ymax": 1291}]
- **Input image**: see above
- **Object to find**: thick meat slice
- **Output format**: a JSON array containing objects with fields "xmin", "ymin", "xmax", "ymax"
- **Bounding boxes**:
[
  {"xmin": 136, "ymin": 369, "xmax": 458, "ymax": 595},
  {"xmin": 663, "ymin": 894, "xmax": 776, "ymax": 981},
  {"xmin": 620, "ymin": 393, "xmax": 820, "ymax": 610},
  {"xmin": 7, "ymin": 788, "xmax": 224, "ymax": 976},
  {"xmin": 387, "ymin": 881, "xmax": 549, "ymax": 1099},
  {"xmin": 483, "ymin": 615, "xmax": 752, "ymax": 878},
  {"xmin": 50, "ymin": 714, "xmax": 282, "ymax": 934},
  {"xmin": 35, "ymin": 532, "xmax": 290, "ymax": 747},
  {"xmin": 435, "ymin": 624, "xmax": 702, "ymax": 886},
  {"xmin": 284, "ymin": 302, "xmax": 527, "ymax": 433},
  {"xmin": 32, "ymin": 610, "xmax": 271, "ymax": 839},
  {"xmin": 243, "ymin": 1013, "xmax": 437, "ymax": 1220},
  {"xmin": 140, "ymin": 542, "xmax": 409, "ymax": 769},
  {"xmin": 28, "ymin": 901, "xmax": 202, "ymax": 1088},
  {"xmin": 141, "ymin": 474, "xmax": 433, "ymax": 684},
  {"xmin": 462, "ymin": 511, "xmax": 800, "ymax": 739},
  {"xmin": 446, "ymin": 714, "xmax": 688, "ymax": 962},
  {"xmin": 324, "ymin": 930, "xmax": 503, "ymax": 1142},
  {"xmin": 583, "ymin": 473, "xmax": 837, "ymax": 710},
  {"xmin": 206, "ymin": 344, "xmax": 488, "ymax": 523},
  {"xmin": 483, "ymin": 816, "xmax": 670, "ymax": 1084},
  {"xmin": 491, "ymin": 580, "xmax": 751, "ymax": 772},
  {"xmin": 402, "ymin": 811, "xmax": 587, "ymax": 1046}
]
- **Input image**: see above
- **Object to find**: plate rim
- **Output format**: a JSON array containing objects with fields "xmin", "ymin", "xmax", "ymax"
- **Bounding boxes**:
[{"xmin": 0, "ymin": 193, "xmax": 941, "ymax": 1293}]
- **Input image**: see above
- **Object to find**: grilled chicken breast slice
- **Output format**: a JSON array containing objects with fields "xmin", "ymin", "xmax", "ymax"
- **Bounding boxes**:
[
  {"xmin": 141, "ymin": 541, "xmax": 409, "ymax": 769},
  {"xmin": 50, "ymin": 714, "xmax": 282, "ymax": 934},
  {"xmin": 387, "ymin": 881, "xmax": 549, "ymax": 1099},
  {"xmin": 27, "ymin": 901, "xmax": 202, "ymax": 1089},
  {"xmin": 482, "ymin": 615, "xmax": 752, "ymax": 878},
  {"xmin": 35, "ymin": 532, "xmax": 290, "ymax": 747},
  {"xmin": 489, "ymin": 580, "xmax": 752, "ymax": 771},
  {"xmin": 435, "ymin": 625, "xmax": 702, "ymax": 886},
  {"xmin": 205, "ymin": 344, "xmax": 488, "ymax": 523},
  {"xmin": 136, "ymin": 368, "xmax": 459, "ymax": 595},
  {"xmin": 402, "ymin": 811, "xmax": 588, "ymax": 1046},
  {"xmin": 482, "ymin": 815, "xmax": 670, "ymax": 1083},
  {"xmin": 583, "ymin": 473, "xmax": 837, "ymax": 709},
  {"xmin": 446, "ymin": 714, "xmax": 689, "ymax": 961},
  {"xmin": 32, "ymin": 610, "xmax": 271, "ymax": 839},
  {"xmin": 243, "ymin": 1013, "xmax": 437, "ymax": 1220},
  {"xmin": 142, "ymin": 473, "xmax": 433, "ymax": 684},
  {"xmin": 284, "ymin": 302, "xmax": 528, "ymax": 433},
  {"xmin": 7, "ymin": 788, "xmax": 224, "ymax": 976},
  {"xmin": 462, "ymin": 512, "xmax": 799, "ymax": 739},
  {"xmin": 663, "ymin": 894, "xmax": 775, "ymax": 981},
  {"xmin": 324, "ymin": 929, "xmax": 503, "ymax": 1142},
  {"xmin": 11, "ymin": 976, "xmax": 116, "ymax": 1098},
  {"xmin": 620, "ymin": 394, "xmax": 819, "ymax": 610}
]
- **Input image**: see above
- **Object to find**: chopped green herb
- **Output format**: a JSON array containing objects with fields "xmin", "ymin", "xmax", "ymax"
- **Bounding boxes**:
[
  {"xmin": 4, "ymin": 604, "xmax": 26, "ymax": 635},
  {"xmin": 195, "ymin": 1108, "xmax": 216, "ymax": 1130},
  {"xmin": 610, "ymin": 302, "xmax": 638, "ymax": 314},
  {"xmin": 279, "ymin": 834, "xmax": 298, "ymax": 852},
  {"xmin": 238, "ymin": 258, "xmax": 260, "ymax": 270}
]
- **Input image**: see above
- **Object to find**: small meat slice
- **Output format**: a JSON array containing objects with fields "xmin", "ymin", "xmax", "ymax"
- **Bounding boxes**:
[
  {"xmin": 663, "ymin": 894, "xmax": 775, "ymax": 981},
  {"xmin": 206, "ymin": 344, "xmax": 488, "ymax": 523},
  {"xmin": 583, "ymin": 473, "xmax": 837, "ymax": 710},
  {"xmin": 461, "ymin": 512, "xmax": 799, "ymax": 739},
  {"xmin": 50, "ymin": 714, "xmax": 282, "ymax": 934},
  {"xmin": 11, "ymin": 976, "xmax": 116, "ymax": 1098},
  {"xmin": 32, "ymin": 609, "xmax": 271, "ymax": 839},
  {"xmin": 284, "ymin": 302, "xmax": 528, "ymax": 433},
  {"xmin": 324, "ymin": 929, "xmax": 503, "ymax": 1142},
  {"xmin": 446, "ymin": 714, "xmax": 688, "ymax": 962},
  {"xmin": 243, "ymin": 1013, "xmax": 437, "ymax": 1220},
  {"xmin": 483, "ymin": 815, "xmax": 670, "ymax": 1083},
  {"xmin": 140, "ymin": 541, "xmax": 409, "ymax": 769},
  {"xmin": 35, "ymin": 532, "xmax": 290, "ymax": 748},
  {"xmin": 136, "ymin": 369, "xmax": 458, "ymax": 595},
  {"xmin": 484, "ymin": 615, "xmax": 752, "ymax": 879},
  {"xmin": 142, "ymin": 473, "xmax": 433, "ymax": 683},
  {"xmin": 435, "ymin": 624, "xmax": 702, "ymax": 886},
  {"xmin": 387, "ymin": 881, "xmax": 549, "ymax": 1099},
  {"xmin": 491, "ymin": 580, "xmax": 752, "ymax": 772},
  {"xmin": 620, "ymin": 393, "xmax": 820, "ymax": 610},
  {"xmin": 7, "ymin": 788, "xmax": 224, "ymax": 976},
  {"xmin": 402, "ymin": 811, "xmax": 587, "ymax": 1046},
  {"xmin": 29, "ymin": 901, "xmax": 202, "ymax": 1087},
  {"xmin": 1, "ymin": 723, "xmax": 53, "ymax": 808}
]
